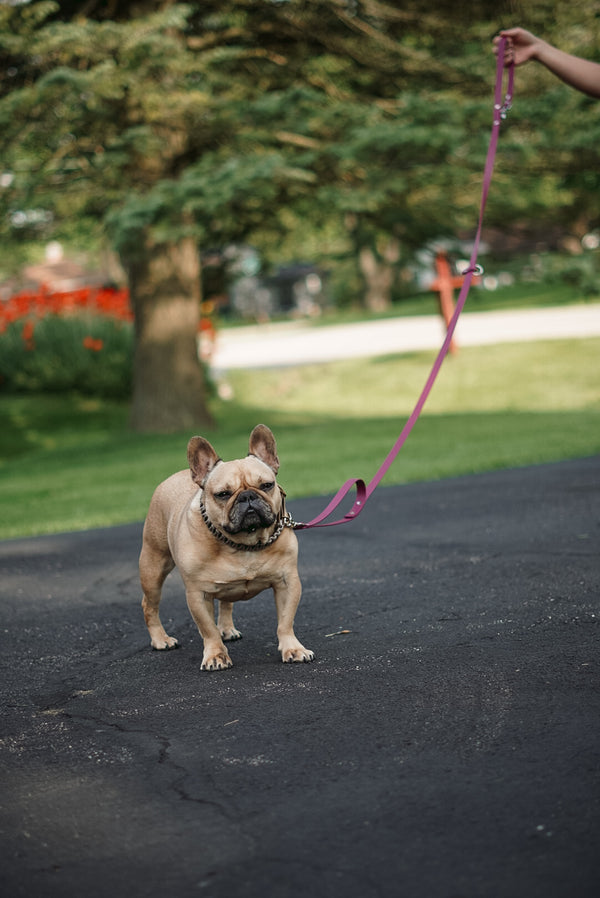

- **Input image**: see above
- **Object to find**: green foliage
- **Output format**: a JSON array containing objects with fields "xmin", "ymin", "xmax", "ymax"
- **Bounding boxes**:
[
  {"xmin": 0, "ymin": 315, "xmax": 133, "ymax": 398},
  {"xmin": 1, "ymin": 1, "xmax": 600, "ymax": 300},
  {"xmin": 535, "ymin": 251, "xmax": 600, "ymax": 296},
  {"xmin": 0, "ymin": 1, "xmax": 498, "ymax": 258}
]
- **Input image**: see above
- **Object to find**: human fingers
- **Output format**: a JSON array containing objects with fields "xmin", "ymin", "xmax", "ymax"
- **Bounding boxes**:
[
  {"xmin": 492, "ymin": 32, "xmax": 514, "ymax": 65},
  {"xmin": 499, "ymin": 27, "xmax": 541, "ymax": 65}
]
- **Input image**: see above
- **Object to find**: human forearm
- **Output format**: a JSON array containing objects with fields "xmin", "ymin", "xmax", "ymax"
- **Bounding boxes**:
[
  {"xmin": 534, "ymin": 40, "xmax": 600, "ymax": 98},
  {"xmin": 495, "ymin": 27, "xmax": 600, "ymax": 99}
]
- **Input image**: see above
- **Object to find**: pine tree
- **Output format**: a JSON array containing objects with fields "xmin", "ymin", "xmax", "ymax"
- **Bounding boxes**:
[{"xmin": 2, "ymin": 1, "xmax": 599, "ymax": 429}]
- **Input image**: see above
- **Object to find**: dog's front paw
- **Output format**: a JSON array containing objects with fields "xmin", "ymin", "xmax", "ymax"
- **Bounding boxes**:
[
  {"xmin": 201, "ymin": 650, "xmax": 233, "ymax": 671},
  {"xmin": 281, "ymin": 644, "xmax": 314, "ymax": 664},
  {"xmin": 220, "ymin": 626, "xmax": 242, "ymax": 642},
  {"xmin": 151, "ymin": 635, "xmax": 179, "ymax": 651}
]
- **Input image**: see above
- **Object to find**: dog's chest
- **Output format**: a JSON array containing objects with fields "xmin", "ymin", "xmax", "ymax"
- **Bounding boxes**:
[
  {"xmin": 210, "ymin": 574, "xmax": 273, "ymax": 601},
  {"xmin": 179, "ymin": 553, "xmax": 282, "ymax": 602}
]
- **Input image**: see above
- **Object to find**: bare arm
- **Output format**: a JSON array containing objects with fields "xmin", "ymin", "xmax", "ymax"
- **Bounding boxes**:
[{"xmin": 494, "ymin": 27, "xmax": 600, "ymax": 99}]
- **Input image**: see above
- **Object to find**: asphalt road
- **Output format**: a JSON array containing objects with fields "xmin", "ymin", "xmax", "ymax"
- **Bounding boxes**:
[{"xmin": 1, "ymin": 457, "xmax": 599, "ymax": 898}]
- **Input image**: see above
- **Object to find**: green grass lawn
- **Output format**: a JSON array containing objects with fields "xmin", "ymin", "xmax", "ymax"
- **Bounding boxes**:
[{"xmin": 1, "ymin": 336, "xmax": 599, "ymax": 539}]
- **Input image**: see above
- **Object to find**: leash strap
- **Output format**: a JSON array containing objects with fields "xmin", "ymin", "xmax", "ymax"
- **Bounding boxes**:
[{"xmin": 295, "ymin": 40, "xmax": 514, "ymax": 531}]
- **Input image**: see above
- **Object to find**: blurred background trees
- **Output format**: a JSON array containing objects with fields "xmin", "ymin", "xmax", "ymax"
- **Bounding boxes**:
[{"xmin": 1, "ymin": 0, "xmax": 599, "ymax": 430}]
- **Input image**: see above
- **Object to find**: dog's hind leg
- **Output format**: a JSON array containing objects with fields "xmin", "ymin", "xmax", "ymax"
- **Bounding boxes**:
[{"xmin": 140, "ymin": 543, "xmax": 178, "ymax": 650}]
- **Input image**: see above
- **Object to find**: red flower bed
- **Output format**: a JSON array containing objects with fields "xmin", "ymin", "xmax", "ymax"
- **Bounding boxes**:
[
  {"xmin": 82, "ymin": 336, "xmax": 104, "ymax": 352},
  {"xmin": 0, "ymin": 284, "xmax": 132, "ymax": 332},
  {"xmin": 21, "ymin": 320, "xmax": 35, "ymax": 349}
]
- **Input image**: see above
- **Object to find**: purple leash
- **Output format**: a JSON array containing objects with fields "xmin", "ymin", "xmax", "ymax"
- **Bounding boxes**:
[{"xmin": 294, "ymin": 41, "xmax": 514, "ymax": 531}]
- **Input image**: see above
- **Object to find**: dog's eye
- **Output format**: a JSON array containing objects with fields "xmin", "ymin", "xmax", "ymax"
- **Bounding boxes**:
[
  {"xmin": 260, "ymin": 482, "xmax": 275, "ymax": 492},
  {"xmin": 214, "ymin": 490, "xmax": 232, "ymax": 501}
]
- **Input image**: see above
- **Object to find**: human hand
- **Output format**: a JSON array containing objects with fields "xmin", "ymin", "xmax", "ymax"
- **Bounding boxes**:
[{"xmin": 493, "ymin": 27, "xmax": 544, "ymax": 67}]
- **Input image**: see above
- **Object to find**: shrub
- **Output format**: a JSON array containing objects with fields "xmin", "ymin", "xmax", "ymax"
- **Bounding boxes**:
[
  {"xmin": 0, "ymin": 313, "xmax": 133, "ymax": 398},
  {"xmin": 527, "ymin": 251, "xmax": 600, "ymax": 296},
  {"xmin": 0, "ymin": 284, "xmax": 134, "ymax": 398}
]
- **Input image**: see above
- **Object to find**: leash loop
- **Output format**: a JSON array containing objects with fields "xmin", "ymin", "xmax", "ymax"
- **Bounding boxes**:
[
  {"xmin": 293, "ymin": 476, "xmax": 367, "ymax": 529},
  {"xmin": 295, "ymin": 40, "xmax": 514, "ymax": 532}
]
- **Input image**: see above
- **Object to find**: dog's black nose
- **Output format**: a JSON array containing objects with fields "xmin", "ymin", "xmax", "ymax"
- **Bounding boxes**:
[{"xmin": 238, "ymin": 490, "xmax": 258, "ymax": 506}]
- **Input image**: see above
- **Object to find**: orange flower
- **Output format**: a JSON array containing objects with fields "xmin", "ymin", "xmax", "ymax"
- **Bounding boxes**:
[
  {"xmin": 0, "ymin": 284, "xmax": 132, "ymax": 329},
  {"xmin": 22, "ymin": 320, "xmax": 35, "ymax": 341},
  {"xmin": 21, "ymin": 320, "xmax": 35, "ymax": 350},
  {"xmin": 83, "ymin": 336, "xmax": 104, "ymax": 352}
]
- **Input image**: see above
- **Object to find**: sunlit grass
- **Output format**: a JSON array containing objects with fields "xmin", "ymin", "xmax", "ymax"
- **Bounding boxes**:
[{"xmin": 0, "ymin": 337, "xmax": 598, "ymax": 539}]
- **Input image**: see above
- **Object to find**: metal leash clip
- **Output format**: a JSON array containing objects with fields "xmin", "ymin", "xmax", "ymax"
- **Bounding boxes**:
[
  {"xmin": 494, "ymin": 91, "xmax": 513, "ymax": 125},
  {"xmin": 461, "ymin": 264, "xmax": 484, "ymax": 276}
]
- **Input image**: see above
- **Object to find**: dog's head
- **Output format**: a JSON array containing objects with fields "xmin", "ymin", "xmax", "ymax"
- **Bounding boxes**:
[{"xmin": 187, "ymin": 425, "xmax": 283, "ymax": 537}]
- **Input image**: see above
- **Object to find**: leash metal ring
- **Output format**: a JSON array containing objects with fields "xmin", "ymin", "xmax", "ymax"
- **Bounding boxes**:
[{"xmin": 461, "ymin": 263, "xmax": 484, "ymax": 276}]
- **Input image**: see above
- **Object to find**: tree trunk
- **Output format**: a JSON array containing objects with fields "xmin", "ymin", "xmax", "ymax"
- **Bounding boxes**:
[
  {"xmin": 125, "ymin": 237, "xmax": 214, "ymax": 433},
  {"xmin": 358, "ymin": 237, "xmax": 400, "ymax": 312}
]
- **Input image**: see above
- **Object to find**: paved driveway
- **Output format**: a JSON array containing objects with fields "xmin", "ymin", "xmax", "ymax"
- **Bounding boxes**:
[
  {"xmin": 211, "ymin": 302, "xmax": 600, "ymax": 372},
  {"xmin": 1, "ymin": 457, "xmax": 599, "ymax": 897}
]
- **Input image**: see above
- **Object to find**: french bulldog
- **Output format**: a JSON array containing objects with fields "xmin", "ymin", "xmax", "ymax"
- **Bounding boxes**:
[{"xmin": 139, "ymin": 424, "xmax": 314, "ymax": 670}]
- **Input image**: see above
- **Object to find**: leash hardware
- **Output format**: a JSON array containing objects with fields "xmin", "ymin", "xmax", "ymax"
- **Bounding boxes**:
[
  {"xmin": 287, "ymin": 513, "xmax": 308, "ymax": 531},
  {"xmin": 494, "ymin": 92, "xmax": 513, "ymax": 125},
  {"xmin": 461, "ymin": 263, "xmax": 484, "ymax": 276}
]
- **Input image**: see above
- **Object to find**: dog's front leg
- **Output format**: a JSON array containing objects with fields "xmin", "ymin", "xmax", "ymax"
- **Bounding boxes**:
[
  {"xmin": 186, "ymin": 590, "xmax": 233, "ymax": 671},
  {"xmin": 273, "ymin": 574, "xmax": 314, "ymax": 663}
]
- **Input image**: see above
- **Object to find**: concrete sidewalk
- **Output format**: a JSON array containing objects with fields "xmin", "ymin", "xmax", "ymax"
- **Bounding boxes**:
[
  {"xmin": 211, "ymin": 302, "xmax": 600, "ymax": 372},
  {"xmin": 1, "ymin": 457, "xmax": 599, "ymax": 897}
]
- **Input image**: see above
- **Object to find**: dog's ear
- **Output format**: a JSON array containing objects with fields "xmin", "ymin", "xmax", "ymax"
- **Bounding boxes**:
[
  {"xmin": 248, "ymin": 424, "xmax": 280, "ymax": 474},
  {"xmin": 187, "ymin": 436, "xmax": 221, "ymax": 487}
]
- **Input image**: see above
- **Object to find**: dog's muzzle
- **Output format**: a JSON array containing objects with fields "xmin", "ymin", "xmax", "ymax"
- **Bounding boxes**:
[
  {"xmin": 227, "ymin": 490, "xmax": 275, "ymax": 534},
  {"xmin": 198, "ymin": 497, "xmax": 293, "ymax": 551}
]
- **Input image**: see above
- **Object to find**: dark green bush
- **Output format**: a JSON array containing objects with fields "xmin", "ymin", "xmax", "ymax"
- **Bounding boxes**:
[{"xmin": 0, "ymin": 314, "xmax": 133, "ymax": 398}]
